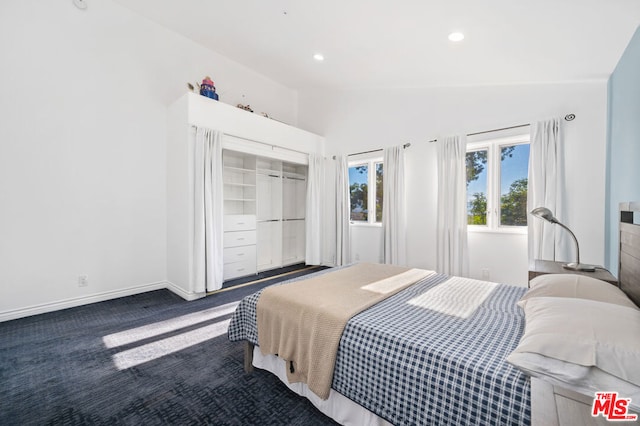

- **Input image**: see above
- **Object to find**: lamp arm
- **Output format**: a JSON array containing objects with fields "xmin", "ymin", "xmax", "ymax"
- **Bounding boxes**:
[{"xmin": 555, "ymin": 221, "xmax": 580, "ymax": 265}]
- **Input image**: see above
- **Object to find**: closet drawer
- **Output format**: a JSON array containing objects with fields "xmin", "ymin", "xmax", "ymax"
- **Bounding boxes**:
[
  {"xmin": 223, "ymin": 230, "xmax": 257, "ymax": 248},
  {"xmin": 223, "ymin": 259, "xmax": 257, "ymax": 280},
  {"xmin": 224, "ymin": 215, "xmax": 256, "ymax": 232},
  {"xmin": 224, "ymin": 245, "xmax": 257, "ymax": 265}
]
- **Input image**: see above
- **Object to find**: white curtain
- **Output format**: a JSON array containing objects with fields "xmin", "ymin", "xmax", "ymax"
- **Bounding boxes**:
[
  {"xmin": 382, "ymin": 145, "xmax": 407, "ymax": 265},
  {"xmin": 306, "ymin": 154, "xmax": 324, "ymax": 265},
  {"xmin": 335, "ymin": 155, "xmax": 350, "ymax": 266},
  {"xmin": 436, "ymin": 135, "xmax": 469, "ymax": 276},
  {"xmin": 193, "ymin": 127, "xmax": 224, "ymax": 292},
  {"xmin": 528, "ymin": 118, "xmax": 568, "ymax": 261}
]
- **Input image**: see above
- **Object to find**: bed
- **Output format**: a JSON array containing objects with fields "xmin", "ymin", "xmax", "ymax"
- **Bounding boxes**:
[{"xmin": 227, "ymin": 202, "xmax": 640, "ymax": 425}]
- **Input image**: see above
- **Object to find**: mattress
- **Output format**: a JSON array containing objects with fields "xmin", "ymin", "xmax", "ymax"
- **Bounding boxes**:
[{"xmin": 228, "ymin": 267, "xmax": 531, "ymax": 425}]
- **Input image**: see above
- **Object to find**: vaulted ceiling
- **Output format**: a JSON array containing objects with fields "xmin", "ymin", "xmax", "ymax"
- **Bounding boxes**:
[{"xmin": 114, "ymin": 0, "xmax": 640, "ymax": 91}]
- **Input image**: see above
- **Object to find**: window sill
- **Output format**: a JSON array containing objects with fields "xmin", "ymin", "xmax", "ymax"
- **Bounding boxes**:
[
  {"xmin": 350, "ymin": 222, "xmax": 383, "ymax": 228},
  {"xmin": 467, "ymin": 226, "xmax": 527, "ymax": 235}
]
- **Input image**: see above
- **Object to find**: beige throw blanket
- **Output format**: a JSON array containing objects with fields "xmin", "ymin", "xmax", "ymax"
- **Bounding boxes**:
[{"xmin": 256, "ymin": 263, "xmax": 433, "ymax": 400}]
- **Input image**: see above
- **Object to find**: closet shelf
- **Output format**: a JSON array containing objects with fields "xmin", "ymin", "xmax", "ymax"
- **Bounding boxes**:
[
  {"xmin": 257, "ymin": 168, "xmax": 282, "ymax": 176},
  {"xmin": 224, "ymin": 198, "xmax": 256, "ymax": 202},
  {"xmin": 283, "ymin": 172, "xmax": 306, "ymax": 180},
  {"xmin": 223, "ymin": 182, "xmax": 256, "ymax": 187},
  {"xmin": 224, "ymin": 166, "xmax": 255, "ymax": 174}
]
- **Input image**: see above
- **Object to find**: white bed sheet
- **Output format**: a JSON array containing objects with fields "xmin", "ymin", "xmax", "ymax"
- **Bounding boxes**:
[{"xmin": 252, "ymin": 346, "xmax": 392, "ymax": 426}]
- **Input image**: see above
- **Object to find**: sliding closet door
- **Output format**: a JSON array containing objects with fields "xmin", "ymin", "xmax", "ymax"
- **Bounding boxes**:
[
  {"xmin": 226, "ymin": 154, "xmax": 307, "ymax": 273},
  {"xmin": 282, "ymin": 163, "xmax": 307, "ymax": 266},
  {"xmin": 256, "ymin": 158, "xmax": 283, "ymax": 271}
]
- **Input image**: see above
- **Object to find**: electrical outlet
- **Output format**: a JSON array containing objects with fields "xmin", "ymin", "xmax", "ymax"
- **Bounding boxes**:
[
  {"xmin": 78, "ymin": 274, "xmax": 89, "ymax": 287},
  {"xmin": 481, "ymin": 268, "xmax": 490, "ymax": 280},
  {"xmin": 355, "ymin": 253, "xmax": 360, "ymax": 261}
]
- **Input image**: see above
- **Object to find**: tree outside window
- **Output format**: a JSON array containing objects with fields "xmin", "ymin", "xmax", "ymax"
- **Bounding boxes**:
[
  {"xmin": 375, "ymin": 163, "xmax": 383, "ymax": 222},
  {"xmin": 466, "ymin": 136, "xmax": 530, "ymax": 230},
  {"xmin": 349, "ymin": 159, "xmax": 383, "ymax": 225},
  {"xmin": 349, "ymin": 165, "xmax": 369, "ymax": 221},
  {"xmin": 466, "ymin": 150, "xmax": 488, "ymax": 225}
]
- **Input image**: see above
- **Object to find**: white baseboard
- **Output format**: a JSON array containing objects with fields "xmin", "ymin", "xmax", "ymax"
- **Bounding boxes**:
[
  {"xmin": 0, "ymin": 281, "xmax": 168, "ymax": 323},
  {"xmin": 165, "ymin": 281, "xmax": 206, "ymax": 301}
]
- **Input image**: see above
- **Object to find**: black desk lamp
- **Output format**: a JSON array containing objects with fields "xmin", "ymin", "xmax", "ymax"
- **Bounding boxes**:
[{"xmin": 530, "ymin": 207, "xmax": 596, "ymax": 272}]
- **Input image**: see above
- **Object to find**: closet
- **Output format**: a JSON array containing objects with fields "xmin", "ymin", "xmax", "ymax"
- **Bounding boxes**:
[
  {"xmin": 167, "ymin": 93, "xmax": 323, "ymax": 300},
  {"xmin": 222, "ymin": 151, "xmax": 307, "ymax": 280}
]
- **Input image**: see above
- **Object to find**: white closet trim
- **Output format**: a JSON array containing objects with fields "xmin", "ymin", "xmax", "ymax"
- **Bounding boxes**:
[{"xmin": 222, "ymin": 134, "xmax": 309, "ymax": 165}]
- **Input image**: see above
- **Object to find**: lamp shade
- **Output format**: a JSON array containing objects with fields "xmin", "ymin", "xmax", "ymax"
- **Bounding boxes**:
[{"xmin": 530, "ymin": 207, "xmax": 558, "ymax": 224}]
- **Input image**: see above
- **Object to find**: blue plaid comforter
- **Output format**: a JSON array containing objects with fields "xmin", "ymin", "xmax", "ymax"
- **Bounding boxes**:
[{"xmin": 228, "ymin": 270, "xmax": 531, "ymax": 425}]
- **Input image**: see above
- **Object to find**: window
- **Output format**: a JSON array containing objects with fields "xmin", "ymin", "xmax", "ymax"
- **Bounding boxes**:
[
  {"xmin": 349, "ymin": 159, "xmax": 383, "ymax": 224},
  {"xmin": 466, "ymin": 135, "xmax": 530, "ymax": 231}
]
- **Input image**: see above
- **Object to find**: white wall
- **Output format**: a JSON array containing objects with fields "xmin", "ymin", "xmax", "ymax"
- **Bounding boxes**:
[
  {"xmin": 0, "ymin": 0, "xmax": 299, "ymax": 319},
  {"xmin": 299, "ymin": 82, "xmax": 608, "ymax": 286}
]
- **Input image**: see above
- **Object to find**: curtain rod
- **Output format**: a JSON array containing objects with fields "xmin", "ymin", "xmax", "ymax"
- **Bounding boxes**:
[
  {"xmin": 427, "ymin": 113, "xmax": 576, "ymax": 143},
  {"xmin": 345, "ymin": 142, "xmax": 411, "ymax": 157}
]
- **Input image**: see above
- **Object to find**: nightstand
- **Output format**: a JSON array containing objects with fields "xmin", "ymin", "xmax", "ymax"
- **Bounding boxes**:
[
  {"xmin": 528, "ymin": 259, "xmax": 618, "ymax": 287},
  {"xmin": 531, "ymin": 377, "xmax": 639, "ymax": 426}
]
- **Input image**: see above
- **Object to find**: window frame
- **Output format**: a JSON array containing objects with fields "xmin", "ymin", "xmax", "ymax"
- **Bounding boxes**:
[
  {"xmin": 466, "ymin": 134, "xmax": 530, "ymax": 234},
  {"xmin": 348, "ymin": 155, "xmax": 383, "ymax": 227}
]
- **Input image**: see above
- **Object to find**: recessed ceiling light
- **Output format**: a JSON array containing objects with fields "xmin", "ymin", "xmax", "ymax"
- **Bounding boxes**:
[
  {"xmin": 313, "ymin": 53, "xmax": 324, "ymax": 62},
  {"xmin": 448, "ymin": 32, "xmax": 465, "ymax": 42}
]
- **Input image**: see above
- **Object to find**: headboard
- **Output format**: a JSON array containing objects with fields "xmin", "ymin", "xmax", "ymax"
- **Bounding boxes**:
[{"xmin": 619, "ymin": 202, "xmax": 640, "ymax": 307}]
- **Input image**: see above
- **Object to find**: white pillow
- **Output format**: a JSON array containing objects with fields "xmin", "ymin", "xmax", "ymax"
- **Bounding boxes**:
[
  {"xmin": 507, "ymin": 352, "xmax": 640, "ymax": 411},
  {"xmin": 507, "ymin": 297, "xmax": 640, "ymax": 386},
  {"xmin": 520, "ymin": 274, "xmax": 638, "ymax": 310}
]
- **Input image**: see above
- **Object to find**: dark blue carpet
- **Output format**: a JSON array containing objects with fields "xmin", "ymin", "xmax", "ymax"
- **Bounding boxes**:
[
  {"xmin": 221, "ymin": 263, "xmax": 319, "ymax": 289},
  {"xmin": 0, "ymin": 268, "xmax": 337, "ymax": 425}
]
